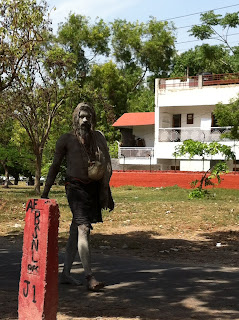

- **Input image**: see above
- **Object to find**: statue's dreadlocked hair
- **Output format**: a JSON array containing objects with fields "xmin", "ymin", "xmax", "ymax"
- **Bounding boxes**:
[{"xmin": 72, "ymin": 102, "xmax": 97, "ymax": 134}]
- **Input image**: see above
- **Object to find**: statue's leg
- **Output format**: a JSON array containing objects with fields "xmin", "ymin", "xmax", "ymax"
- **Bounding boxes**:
[
  {"xmin": 77, "ymin": 224, "xmax": 92, "ymax": 276},
  {"xmin": 61, "ymin": 221, "xmax": 82, "ymax": 285},
  {"xmin": 78, "ymin": 224, "xmax": 105, "ymax": 291}
]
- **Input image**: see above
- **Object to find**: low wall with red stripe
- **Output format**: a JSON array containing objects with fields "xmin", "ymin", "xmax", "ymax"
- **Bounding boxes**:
[{"xmin": 110, "ymin": 171, "xmax": 239, "ymax": 189}]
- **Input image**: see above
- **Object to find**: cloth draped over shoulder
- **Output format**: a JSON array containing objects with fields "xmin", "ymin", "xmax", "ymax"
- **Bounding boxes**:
[{"xmin": 94, "ymin": 130, "xmax": 113, "ymax": 199}]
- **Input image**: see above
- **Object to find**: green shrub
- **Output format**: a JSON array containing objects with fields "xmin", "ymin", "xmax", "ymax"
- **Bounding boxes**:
[{"xmin": 188, "ymin": 188, "xmax": 209, "ymax": 199}]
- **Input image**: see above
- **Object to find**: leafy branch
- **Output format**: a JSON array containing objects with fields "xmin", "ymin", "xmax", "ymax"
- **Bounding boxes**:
[{"xmin": 174, "ymin": 139, "xmax": 235, "ymax": 198}]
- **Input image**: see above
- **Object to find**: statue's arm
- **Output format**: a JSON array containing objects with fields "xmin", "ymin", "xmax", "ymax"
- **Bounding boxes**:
[{"xmin": 41, "ymin": 136, "xmax": 66, "ymax": 198}]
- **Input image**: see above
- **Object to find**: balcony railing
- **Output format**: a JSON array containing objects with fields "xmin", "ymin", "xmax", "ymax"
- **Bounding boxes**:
[
  {"xmin": 119, "ymin": 147, "xmax": 154, "ymax": 158},
  {"xmin": 203, "ymin": 73, "xmax": 239, "ymax": 86},
  {"xmin": 159, "ymin": 73, "xmax": 239, "ymax": 90},
  {"xmin": 158, "ymin": 127, "xmax": 231, "ymax": 142},
  {"xmin": 159, "ymin": 76, "xmax": 198, "ymax": 89}
]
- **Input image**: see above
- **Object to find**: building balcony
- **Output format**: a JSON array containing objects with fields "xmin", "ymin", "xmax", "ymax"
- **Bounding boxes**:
[
  {"xmin": 158, "ymin": 73, "xmax": 239, "ymax": 90},
  {"xmin": 158, "ymin": 127, "xmax": 231, "ymax": 142},
  {"xmin": 118, "ymin": 147, "xmax": 156, "ymax": 166},
  {"xmin": 119, "ymin": 147, "xmax": 154, "ymax": 158}
]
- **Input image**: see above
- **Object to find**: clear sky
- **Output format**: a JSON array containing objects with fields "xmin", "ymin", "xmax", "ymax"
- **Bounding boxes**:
[{"xmin": 47, "ymin": 0, "xmax": 239, "ymax": 52}]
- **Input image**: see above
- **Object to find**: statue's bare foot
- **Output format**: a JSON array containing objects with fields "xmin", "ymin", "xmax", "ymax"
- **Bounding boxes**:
[
  {"xmin": 86, "ymin": 275, "xmax": 105, "ymax": 292},
  {"xmin": 60, "ymin": 273, "xmax": 82, "ymax": 286}
]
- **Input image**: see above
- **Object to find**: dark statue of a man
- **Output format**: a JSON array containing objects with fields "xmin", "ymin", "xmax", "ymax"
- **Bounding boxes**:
[{"xmin": 41, "ymin": 102, "xmax": 114, "ymax": 291}]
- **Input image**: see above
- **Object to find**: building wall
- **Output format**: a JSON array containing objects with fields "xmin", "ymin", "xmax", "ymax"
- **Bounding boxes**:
[
  {"xmin": 159, "ymin": 105, "xmax": 214, "ymax": 128},
  {"xmin": 156, "ymin": 85, "xmax": 239, "ymax": 107},
  {"xmin": 119, "ymin": 157, "xmax": 157, "ymax": 165},
  {"xmin": 155, "ymin": 141, "xmax": 239, "ymax": 160},
  {"xmin": 153, "ymin": 82, "xmax": 239, "ymax": 171},
  {"xmin": 133, "ymin": 125, "xmax": 154, "ymax": 147},
  {"xmin": 117, "ymin": 81, "xmax": 239, "ymax": 172},
  {"xmin": 180, "ymin": 160, "xmax": 210, "ymax": 172}
]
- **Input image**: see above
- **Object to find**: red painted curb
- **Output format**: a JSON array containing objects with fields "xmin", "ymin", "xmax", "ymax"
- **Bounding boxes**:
[{"xmin": 110, "ymin": 171, "xmax": 239, "ymax": 189}]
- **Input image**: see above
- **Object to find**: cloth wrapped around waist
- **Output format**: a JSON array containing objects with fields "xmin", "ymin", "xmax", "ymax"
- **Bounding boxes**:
[{"xmin": 65, "ymin": 177, "xmax": 102, "ymax": 227}]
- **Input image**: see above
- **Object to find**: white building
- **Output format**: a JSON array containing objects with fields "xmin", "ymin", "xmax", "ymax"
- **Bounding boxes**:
[{"xmin": 113, "ymin": 73, "xmax": 239, "ymax": 171}]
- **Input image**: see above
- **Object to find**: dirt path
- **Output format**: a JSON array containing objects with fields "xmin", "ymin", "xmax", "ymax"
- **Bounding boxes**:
[{"xmin": 1, "ymin": 235, "xmax": 239, "ymax": 320}]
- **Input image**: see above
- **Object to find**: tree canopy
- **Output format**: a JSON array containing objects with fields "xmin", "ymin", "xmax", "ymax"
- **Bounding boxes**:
[
  {"xmin": 0, "ymin": 0, "xmax": 51, "ymax": 91},
  {"xmin": 214, "ymin": 95, "xmax": 239, "ymax": 141},
  {"xmin": 111, "ymin": 18, "xmax": 176, "ymax": 79},
  {"xmin": 170, "ymin": 9, "xmax": 239, "ymax": 78},
  {"xmin": 171, "ymin": 44, "xmax": 236, "ymax": 77},
  {"xmin": 189, "ymin": 10, "xmax": 239, "ymax": 53}
]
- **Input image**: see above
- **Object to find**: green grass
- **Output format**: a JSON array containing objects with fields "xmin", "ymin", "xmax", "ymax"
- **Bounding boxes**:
[
  {"xmin": 113, "ymin": 185, "xmax": 239, "ymax": 203},
  {"xmin": 1, "ymin": 184, "xmax": 239, "ymax": 238},
  {"xmin": 1, "ymin": 184, "xmax": 239, "ymax": 268}
]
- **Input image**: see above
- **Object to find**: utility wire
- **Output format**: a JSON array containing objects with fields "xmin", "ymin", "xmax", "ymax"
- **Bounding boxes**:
[
  {"xmin": 168, "ymin": 4, "xmax": 239, "ymax": 45},
  {"xmin": 162, "ymin": 4, "xmax": 239, "ymax": 48},
  {"xmin": 176, "ymin": 32, "xmax": 239, "ymax": 45},
  {"xmin": 161, "ymin": 4, "xmax": 239, "ymax": 22},
  {"xmin": 177, "ymin": 24, "xmax": 202, "ymax": 30},
  {"xmin": 175, "ymin": 9, "xmax": 239, "ymax": 30}
]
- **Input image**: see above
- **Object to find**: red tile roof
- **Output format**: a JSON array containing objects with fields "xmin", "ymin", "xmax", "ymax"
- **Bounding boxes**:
[{"xmin": 112, "ymin": 112, "xmax": 155, "ymax": 127}]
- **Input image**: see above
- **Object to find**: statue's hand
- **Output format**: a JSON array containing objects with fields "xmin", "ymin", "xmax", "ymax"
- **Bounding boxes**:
[
  {"xmin": 100, "ymin": 191, "xmax": 108, "ymax": 210},
  {"xmin": 107, "ymin": 185, "xmax": 114, "ymax": 211},
  {"xmin": 100, "ymin": 186, "xmax": 114, "ymax": 211},
  {"xmin": 108, "ymin": 197, "xmax": 114, "ymax": 212}
]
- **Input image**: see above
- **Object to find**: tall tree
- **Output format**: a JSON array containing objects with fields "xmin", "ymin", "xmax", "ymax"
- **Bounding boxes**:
[
  {"xmin": 55, "ymin": 14, "xmax": 114, "ymax": 135},
  {"xmin": 171, "ymin": 44, "xmax": 235, "ymax": 77},
  {"xmin": 86, "ymin": 61, "xmax": 129, "ymax": 118},
  {"xmin": 0, "ymin": 118, "xmax": 15, "ymax": 187},
  {"xmin": 189, "ymin": 10, "xmax": 239, "ymax": 53},
  {"xmin": 0, "ymin": 0, "xmax": 50, "ymax": 92},
  {"xmin": 0, "ymin": 119, "xmax": 33, "ymax": 187},
  {"xmin": 1, "ymin": 41, "xmax": 75, "ymax": 193},
  {"xmin": 214, "ymin": 95, "xmax": 239, "ymax": 140},
  {"xmin": 57, "ymin": 14, "xmax": 111, "ymax": 80},
  {"xmin": 127, "ymin": 87, "xmax": 155, "ymax": 113},
  {"xmin": 111, "ymin": 17, "xmax": 176, "ymax": 86},
  {"xmin": 56, "ymin": 15, "xmax": 176, "ymax": 136}
]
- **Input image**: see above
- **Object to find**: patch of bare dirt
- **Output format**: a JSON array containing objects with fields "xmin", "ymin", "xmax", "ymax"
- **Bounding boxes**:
[{"xmin": 89, "ymin": 225, "xmax": 239, "ymax": 268}]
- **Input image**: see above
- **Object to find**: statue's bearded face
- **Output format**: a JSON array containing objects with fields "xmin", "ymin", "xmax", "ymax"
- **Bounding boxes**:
[
  {"xmin": 75, "ymin": 108, "xmax": 93, "ymax": 142},
  {"xmin": 79, "ymin": 109, "xmax": 92, "ymax": 130},
  {"xmin": 73, "ymin": 103, "xmax": 96, "ymax": 145}
]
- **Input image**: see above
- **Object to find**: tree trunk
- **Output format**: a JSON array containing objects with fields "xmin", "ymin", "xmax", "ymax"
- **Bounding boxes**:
[
  {"xmin": 28, "ymin": 174, "xmax": 34, "ymax": 186},
  {"xmin": 2, "ymin": 162, "xmax": 10, "ymax": 188},
  {"xmin": 199, "ymin": 168, "xmax": 210, "ymax": 190},
  {"xmin": 34, "ymin": 152, "xmax": 42, "ymax": 195},
  {"xmin": 14, "ymin": 173, "xmax": 19, "ymax": 185}
]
